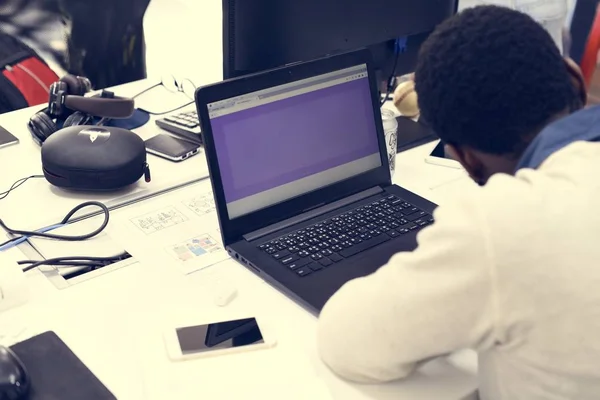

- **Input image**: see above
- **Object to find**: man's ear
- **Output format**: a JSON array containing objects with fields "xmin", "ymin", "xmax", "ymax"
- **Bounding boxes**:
[
  {"xmin": 564, "ymin": 57, "xmax": 587, "ymax": 107},
  {"xmin": 445, "ymin": 143, "xmax": 487, "ymax": 185}
]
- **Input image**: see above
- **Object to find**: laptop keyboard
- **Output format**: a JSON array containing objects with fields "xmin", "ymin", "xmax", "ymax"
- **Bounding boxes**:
[{"xmin": 258, "ymin": 194, "xmax": 433, "ymax": 278}]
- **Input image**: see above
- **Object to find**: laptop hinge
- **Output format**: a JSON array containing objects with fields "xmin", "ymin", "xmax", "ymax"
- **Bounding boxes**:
[{"xmin": 243, "ymin": 186, "xmax": 384, "ymax": 242}]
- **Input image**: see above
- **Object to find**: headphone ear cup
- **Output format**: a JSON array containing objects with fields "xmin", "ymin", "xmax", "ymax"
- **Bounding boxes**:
[
  {"xmin": 63, "ymin": 111, "xmax": 92, "ymax": 128},
  {"xmin": 28, "ymin": 111, "xmax": 58, "ymax": 145},
  {"xmin": 60, "ymin": 74, "xmax": 88, "ymax": 96}
]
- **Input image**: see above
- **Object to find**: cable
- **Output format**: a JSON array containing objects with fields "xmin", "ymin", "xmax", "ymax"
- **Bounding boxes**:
[
  {"xmin": 0, "ymin": 201, "xmax": 109, "ymax": 250},
  {"xmin": 19, "ymin": 252, "xmax": 130, "ymax": 273},
  {"xmin": 18, "ymin": 260, "xmax": 106, "ymax": 268},
  {"xmin": 141, "ymin": 100, "xmax": 195, "ymax": 116},
  {"xmin": 380, "ymin": 37, "xmax": 408, "ymax": 107},
  {"xmin": 0, "ymin": 175, "xmax": 44, "ymax": 200},
  {"xmin": 0, "ymin": 224, "xmax": 64, "ymax": 252},
  {"xmin": 131, "ymin": 82, "xmax": 161, "ymax": 100}
]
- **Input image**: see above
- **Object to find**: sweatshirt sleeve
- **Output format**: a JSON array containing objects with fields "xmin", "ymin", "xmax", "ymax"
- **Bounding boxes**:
[{"xmin": 317, "ymin": 194, "xmax": 497, "ymax": 383}]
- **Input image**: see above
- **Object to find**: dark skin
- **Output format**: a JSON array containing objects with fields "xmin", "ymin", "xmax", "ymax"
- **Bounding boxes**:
[{"xmin": 445, "ymin": 58, "xmax": 588, "ymax": 185}]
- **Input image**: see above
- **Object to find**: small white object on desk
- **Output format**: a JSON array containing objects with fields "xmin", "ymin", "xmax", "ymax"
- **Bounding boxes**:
[
  {"xmin": 214, "ymin": 283, "xmax": 238, "ymax": 307},
  {"xmin": 0, "ymin": 251, "xmax": 29, "ymax": 313}
]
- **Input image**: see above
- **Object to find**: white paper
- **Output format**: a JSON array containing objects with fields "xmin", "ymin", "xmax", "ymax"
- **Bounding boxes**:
[{"xmin": 109, "ymin": 180, "xmax": 229, "ymax": 275}]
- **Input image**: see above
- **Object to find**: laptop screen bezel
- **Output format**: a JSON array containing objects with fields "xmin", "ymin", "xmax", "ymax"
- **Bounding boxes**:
[{"xmin": 195, "ymin": 49, "xmax": 392, "ymax": 246}]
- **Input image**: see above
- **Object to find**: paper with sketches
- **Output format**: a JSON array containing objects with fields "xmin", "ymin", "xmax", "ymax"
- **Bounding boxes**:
[
  {"xmin": 109, "ymin": 180, "xmax": 229, "ymax": 275},
  {"xmin": 130, "ymin": 206, "xmax": 189, "ymax": 234},
  {"xmin": 181, "ymin": 193, "xmax": 216, "ymax": 216}
]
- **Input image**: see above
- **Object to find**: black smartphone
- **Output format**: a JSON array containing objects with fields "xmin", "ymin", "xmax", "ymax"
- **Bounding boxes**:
[
  {"xmin": 0, "ymin": 125, "xmax": 19, "ymax": 149},
  {"xmin": 144, "ymin": 133, "xmax": 201, "ymax": 162}
]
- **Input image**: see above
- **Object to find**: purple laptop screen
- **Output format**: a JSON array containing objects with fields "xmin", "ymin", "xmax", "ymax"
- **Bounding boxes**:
[{"xmin": 209, "ymin": 70, "xmax": 380, "ymax": 216}]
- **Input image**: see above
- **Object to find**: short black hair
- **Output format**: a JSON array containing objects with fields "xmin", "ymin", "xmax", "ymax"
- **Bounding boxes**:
[{"xmin": 414, "ymin": 5, "xmax": 579, "ymax": 156}]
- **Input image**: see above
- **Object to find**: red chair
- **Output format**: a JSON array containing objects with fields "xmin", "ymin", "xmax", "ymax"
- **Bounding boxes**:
[{"xmin": 580, "ymin": 3, "xmax": 600, "ymax": 88}]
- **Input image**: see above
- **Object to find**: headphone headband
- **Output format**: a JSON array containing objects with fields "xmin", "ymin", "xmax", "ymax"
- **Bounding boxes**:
[
  {"xmin": 64, "ymin": 95, "xmax": 134, "ymax": 119},
  {"xmin": 28, "ymin": 74, "xmax": 136, "ymax": 145}
]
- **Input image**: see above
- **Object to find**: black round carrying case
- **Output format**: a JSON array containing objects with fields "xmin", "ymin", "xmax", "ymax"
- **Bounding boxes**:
[{"xmin": 41, "ymin": 125, "xmax": 150, "ymax": 191}]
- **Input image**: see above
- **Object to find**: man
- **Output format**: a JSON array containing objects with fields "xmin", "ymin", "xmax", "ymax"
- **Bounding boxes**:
[{"xmin": 317, "ymin": 6, "xmax": 599, "ymax": 400}]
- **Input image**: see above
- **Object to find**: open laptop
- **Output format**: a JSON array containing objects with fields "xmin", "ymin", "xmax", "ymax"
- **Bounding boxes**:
[{"xmin": 195, "ymin": 50, "xmax": 437, "ymax": 313}]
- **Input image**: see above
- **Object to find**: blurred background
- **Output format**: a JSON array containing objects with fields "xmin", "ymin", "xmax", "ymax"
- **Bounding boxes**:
[
  {"xmin": 0, "ymin": 0, "xmax": 598, "ymax": 106},
  {"xmin": 0, "ymin": 0, "xmax": 222, "ymax": 89}
]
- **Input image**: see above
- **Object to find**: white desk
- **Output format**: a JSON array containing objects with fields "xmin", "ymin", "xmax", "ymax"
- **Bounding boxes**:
[{"xmin": 0, "ymin": 80, "xmax": 479, "ymax": 399}]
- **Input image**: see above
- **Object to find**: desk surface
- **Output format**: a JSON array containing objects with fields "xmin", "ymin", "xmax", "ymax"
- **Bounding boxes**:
[{"xmin": 0, "ymin": 81, "xmax": 479, "ymax": 399}]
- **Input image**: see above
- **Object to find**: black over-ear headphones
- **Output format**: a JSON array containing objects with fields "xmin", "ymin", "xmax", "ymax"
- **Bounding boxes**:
[{"xmin": 27, "ymin": 74, "xmax": 135, "ymax": 145}]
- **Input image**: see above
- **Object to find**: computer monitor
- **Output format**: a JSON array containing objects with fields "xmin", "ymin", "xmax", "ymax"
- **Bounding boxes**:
[{"xmin": 222, "ymin": 0, "xmax": 457, "ymax": 84}]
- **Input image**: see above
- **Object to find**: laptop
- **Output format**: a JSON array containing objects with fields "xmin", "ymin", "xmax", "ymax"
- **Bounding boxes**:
[{"xmin": 195, "ymin": 49, "xmax": 437, "ymax": 313}]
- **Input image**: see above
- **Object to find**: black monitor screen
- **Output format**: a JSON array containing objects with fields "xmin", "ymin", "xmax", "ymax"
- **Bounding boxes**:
[{"xmin": 223, "ymin": 0, "xmax": 457, "ymax": 80}]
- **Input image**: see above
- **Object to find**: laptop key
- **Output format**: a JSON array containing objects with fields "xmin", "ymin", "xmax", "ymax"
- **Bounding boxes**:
[
  {"xmin": 311, "ymin": 253, "xmax": 323, "ymax": 261},
  {"xmin": 287, "ymin": 257, "xmax": 312, "ymax": 271},
  {"xmin": 308, "ymin": 246, "xmax": 320, "ymax": 253},
  {"xmin": 359, "ymin": 233, "xmax": 372, "ymax": 240},
  {"xmin": 296, "ymin": 267, "xmax": 312, "ymax": 277},
  {"xmin": 319, "ymin": 257, "xmax": 333, "ymax": 267},
  {"xmin": 329, "ymin": 253, "xmax": 344, "ymax": 262},
  {"xmin": 399, "ymin": 229, "xmax": 410, "ymax": 234},
  {"xmin": 406, "ymin": 211, "xmax": 427, "ymax": 221},
  {"xmin": 387, "ymin": 230, "xmax": 400, "ymax": 237},
  {"xmin": 321, "ymin": 249, "xmax": 333, "ymax": 256},
  {"xmin": 281, "ymin": 254, "xmax": 300, "ymax": 265},
  {"xmin": 309, "ymin": 262, "xmax": 324, "ymax": 271},
  {"xmin": 403, "ymin": 207, "xmax": 419, "ymax": 215},
  {"xmin": 265, "ymin": 247, "xmax": 277, "ymax": 254},
  {"xmin": 339, "ymin": 234, "xmax": 391, "ymax": 258},
  {"xmin": 331, "ymin": 244, "xmax": 343, "ymax": 252},
  {"xmin": 288, "ymin": 246, "xmax": 300, "ymax": 253},
  {"xmin": 272, "ymin": 250, "xmax": 290, "ymax": 260},
  {"xmin": 298, "ymin": 250, "xmax": 310, "ymax": 257}
]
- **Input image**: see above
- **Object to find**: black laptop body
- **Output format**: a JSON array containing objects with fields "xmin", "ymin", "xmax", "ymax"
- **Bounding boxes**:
[{"xmin": 195, "ymin": 49, "xmax": 437, "ymax": 313}]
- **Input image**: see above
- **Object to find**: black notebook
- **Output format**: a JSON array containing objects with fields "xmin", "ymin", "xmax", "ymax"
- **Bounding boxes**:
[{"xmin": 10, "ymin": 331, "xmax": 116, "ymax": 400}]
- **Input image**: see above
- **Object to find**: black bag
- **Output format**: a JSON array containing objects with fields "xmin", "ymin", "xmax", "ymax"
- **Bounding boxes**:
[
  {"xmin": 0, "ymin": 31, "xmax": 59, "ymax": 113},
  {"xmin": 41, "ymin": 125, "xmax": 151, "ymax": 191}
]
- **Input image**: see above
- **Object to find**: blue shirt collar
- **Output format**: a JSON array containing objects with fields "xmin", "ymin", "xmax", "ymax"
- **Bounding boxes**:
[{"xmin": 515, "ymin": 105, "xmax": 600, "ymax": 171}]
